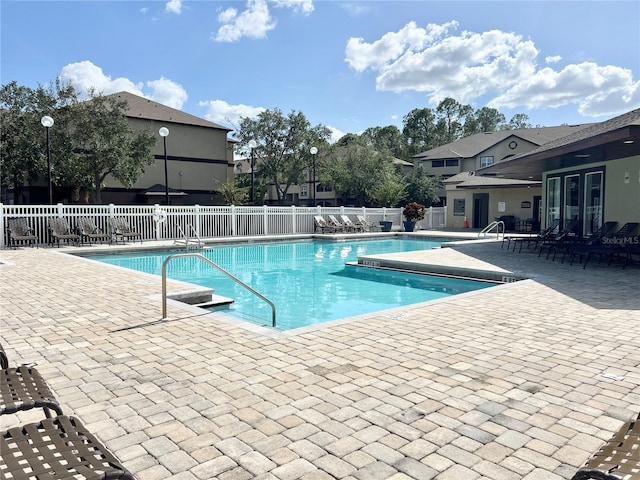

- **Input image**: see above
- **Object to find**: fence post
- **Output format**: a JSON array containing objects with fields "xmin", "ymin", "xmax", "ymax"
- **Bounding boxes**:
[
  {"xmin": 263, "ymin": 205, "xmax": 268, "ymax": 235},
  {"xmin": 194, "ymin": 204, "xmax": 201, "ymax": 238},
  {"xmin": 56, "ymin": 203, "xmax": 64, "ymax": 218},
  {"xmin": 291, "ymin": 205, "xmax": 297, "ymax": 234},
  {"xmin": 0, "ymin": 203, "xmax": 4, "ymax": 249},
  {"xmin": 231, "ymin": 205, "xmax": 237, "ymax": 237}
]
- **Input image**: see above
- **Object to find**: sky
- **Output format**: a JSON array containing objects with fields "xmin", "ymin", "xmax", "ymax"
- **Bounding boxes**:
[{"xmin": 2, "ymin": 0, "xmax": 639, "ymax": 143}]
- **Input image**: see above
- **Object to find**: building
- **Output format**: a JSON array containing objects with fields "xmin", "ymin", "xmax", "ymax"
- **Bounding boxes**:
[
  {"xmin": 101, "ymin": 92, "xmax": 233, "ymax": 205},
  {"xmin": 479, "ymin": 108, "xmax": 640, "ymax": 237}
]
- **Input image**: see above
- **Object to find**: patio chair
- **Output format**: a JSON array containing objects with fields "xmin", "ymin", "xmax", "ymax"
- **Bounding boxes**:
[
  {"xmin": 356, "ymin": 215, "xmax": 380, "ymax": 232},
  {"xmin": 580, "ymin": 222, "xmax": 639, "ymax": 269},
  {"xmin": 571, "ymin": 410, "xmax": 640, "ymax": 480},
  {"xmin": 1, "ymin": 415, "xmax": 136, "ymax": 480},
  {"xmin": 314, "ymin": 215, "xmax": 332, "ymax": 234},
  {"xmin": 48, "ymin": 217, "xmax": 80, "ymax": 247},
  {"xmin": 7, "ymin": 218, "xmax": 38, "ymax": 249},
  {"xmin": 328, "ymin": 215, "xmax": 346, "ymax": 232},
  {"xmin": 111, "ymin": 216, "xmax": 142, "ymax": 244},
  {"xmin": 78, "ymin": 217, "xmax": 112, "ymax": 245},
  {"xmin": 551, "ymin": 221, "xmax": 619, "ymax": 263},
  {"xmin": 340, "ymin": 214, "xmax": 364, "ymax": 233},
  {"xmin": 511, "ymin": 219, "xmax": 560, "ymax": 253},
  {"xmin": 0, "ymin": 341, "xmax": 63, "ymax": 418}
]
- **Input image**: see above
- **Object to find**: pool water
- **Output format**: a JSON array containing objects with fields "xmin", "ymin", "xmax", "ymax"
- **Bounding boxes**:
[{"xmin": 88, "ymin": 238, "xmax": 495, "ymax": 330}]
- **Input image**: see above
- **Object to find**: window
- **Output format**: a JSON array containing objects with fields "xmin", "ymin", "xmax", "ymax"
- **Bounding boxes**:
[
  {"xmin": 547, "ymin": 177, "xmax": 561, "ymax": 227},
  {"xmin": 584, "ymin": 172, "xmax": 603, "ymax": 236},
  {"xmin": 445, "ymin": 159, "xmax": 459, "ymax": 167},
  {"xmin": 300, "ymin": 185, "xmax": 308, "ymax": 196},
  {"xmin": 432, "ymin": 160, "xmax": 444, "ymax": 167},
  {"xmin": 480, "ymin": 156, "xmax": 494, "ymax": 168}
]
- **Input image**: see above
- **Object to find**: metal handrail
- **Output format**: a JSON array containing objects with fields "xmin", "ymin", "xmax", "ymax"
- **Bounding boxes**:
[
  {"xmin": 478, "ymin": 220, "xmax": 505, "ymax": 239},
  {"xmin": 161, "ymin": 253, "xmax": 276, "ymax": 327}
]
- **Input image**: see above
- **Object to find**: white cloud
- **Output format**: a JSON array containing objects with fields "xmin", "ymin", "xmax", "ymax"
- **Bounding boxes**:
[
  {"xmin": 146, "ymin": 77, "xmax": 188, "ymax": 110},
  {"xmin": 140, "ymin": 7, "xmax": 149, "ymax": 15},
  {"xmin": 326, "ymin": 125, "xmax": 345, "ymax": 144},
  {"xmin": 165, "ymin": 0, "xmax": 182, "ymax": 15},
  {"xmin": 272, "ymin": 0, "xmax": 314, "ymax": 15},
  {"xmin": 198, "ymin": 99, "xmax": 266, "ymax": 128},
  {"xmin": 59, "ymin": 61, "xmax": 188, "ymax": 110},
  {"xmin": 345, "ymin": 21, "xmax": 640, "ymax": 117},
  {"xmin": 213, "ymin": 0, "xmax": 276, "ymax": 42}
]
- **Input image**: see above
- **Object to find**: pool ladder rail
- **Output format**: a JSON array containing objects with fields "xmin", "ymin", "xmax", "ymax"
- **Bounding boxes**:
[
  {"xmin": 478, "ymin": 220, "xmax": 505, "ymax": 240},
  {"xmin": 161, "ymin": 253, "xmax": 277, "ymax": 327},
  {"xmin": 175, "ymin": 224, "xmax": 203, "ymax": 250}
]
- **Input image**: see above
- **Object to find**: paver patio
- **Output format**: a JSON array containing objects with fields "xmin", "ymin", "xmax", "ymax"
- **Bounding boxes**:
[{"xmin": 1, "ymin": 235, "xmax": 639, "ymax": 480}]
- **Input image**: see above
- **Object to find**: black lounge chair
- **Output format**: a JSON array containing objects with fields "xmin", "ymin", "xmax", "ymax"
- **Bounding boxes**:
[
  {"xmin": 571, "ymin": 410, "xmax": 640, "ymax": 480},
  {"xmin": 78, "ymin": 217, "xmax": 112, "ymax": 245},
  {"xmin": 7, "ymin": 218, "xmax": 38, "ymax": 249},
  {"xmin": 580, "ymin": 222, "xmax": 639, "ymax": 268},
  {"xmin": 1, "ymin": 415, "xmax": 136, "ymax": 480},
  {"xmin": 511, "ymin": 219, "xmax": 560, "ymax": 253},
  {"xmin": 0, "ymin": 341, "xmax": 63, "ymax": 418},
  {"xmin": 549, "ymin": 221, "xmax": 618, "ymax": 263}
]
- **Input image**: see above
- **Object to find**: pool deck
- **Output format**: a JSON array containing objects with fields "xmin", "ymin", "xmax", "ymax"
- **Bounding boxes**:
[{"xmin": 1, "ymin": 232, "xmax": 639, "ymax": 480}]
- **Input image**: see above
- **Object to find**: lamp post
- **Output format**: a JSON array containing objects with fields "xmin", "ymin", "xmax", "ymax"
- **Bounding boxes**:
[
  {"xmin": 310, "ymin": 146, "xmax": 318, "ymax": 206},
  {"xmin": 248, "ymin": 140, "xmax": 257, "ymax": 205},
  {"xmin": 159, "ymin": 127, "xmax": 170, "ymax": 205},
  {"xmin": 41, "ymin": 115, "xmax": 54, "ymax": 204}
]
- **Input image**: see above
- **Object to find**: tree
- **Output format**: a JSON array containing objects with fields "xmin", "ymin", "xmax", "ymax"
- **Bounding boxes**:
[
  {"xmin": 235, "ymin": 108, "xmax": 331, "ymax": 204},
  {"xmin": 61, "ymin": 90, "xmax": 156, "ymax": 203},
  {"xmin": 361, "ymin": 125, "xmax": 407, "ymax": 159},
  {"xmin": 215, "ymin": 179, "xmax": 248, "ymax": 205},
  {"xmin": 403, "ymin": 170, "xmax": 441, "ymax": 206},
  {"xmin": 402, "ymin": 108, "xmax": 438, "ymax": 156},
  {"xmin": 321, "ymin": 140, "xmax": 402, "ymax": 206},
  {"xmin": 504, "ymin": 113, "xmax": 533, "ymax": 130},
  {"xmin": 468, "ymin": 107, "xmax": 506, "ymax": 134},
  {"xmin": 0, "ymin": 80, "xmax": 75, "ymax": 203},
  {"xmin": 436, "ymin": 97, "xmax": 473, "ymax": 143},
  {"xmin": 371, "ymin": 173, "xmax": 407, "ymax": 208}
]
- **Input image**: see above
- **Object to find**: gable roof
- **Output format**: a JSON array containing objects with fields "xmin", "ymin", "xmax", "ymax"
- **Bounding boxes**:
[
  {"xmin": 112, "ymin": 91, "xmax": 231, "ymax": 131},
  {"xmin": 413, "ymin": 124, "xmax": 592, "ymax": 160}
]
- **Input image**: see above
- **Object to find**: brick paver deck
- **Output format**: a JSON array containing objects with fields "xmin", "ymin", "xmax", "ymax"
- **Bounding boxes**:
[{"xmin": 1, "ymin": 235, "xmax": 639, "ymax": 480}]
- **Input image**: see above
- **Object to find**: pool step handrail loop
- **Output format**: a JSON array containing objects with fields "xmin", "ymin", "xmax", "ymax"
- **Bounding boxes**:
[
  {"xmin": 478, "ymin": 220, "xmax": 504, "ymax": 239},
  {"xmin": 161, "ymin": 253, "xmax": 277, "ymax": 327}
]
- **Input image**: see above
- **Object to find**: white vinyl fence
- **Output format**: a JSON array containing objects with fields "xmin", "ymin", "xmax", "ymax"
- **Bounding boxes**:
[{"xmin": 1, "ymin": 203, "xmax": 446, "ymax": 248}]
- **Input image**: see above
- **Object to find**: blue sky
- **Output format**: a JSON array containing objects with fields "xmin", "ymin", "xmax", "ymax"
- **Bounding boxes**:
[{"xmin": 2, "ymin": 1, "xmax": 639, "ymax": 142}]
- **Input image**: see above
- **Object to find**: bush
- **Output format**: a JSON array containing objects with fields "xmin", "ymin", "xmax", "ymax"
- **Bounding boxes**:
[{"xmin": 403, "ymin": 202, "xmax": 427, "ymax": 221}]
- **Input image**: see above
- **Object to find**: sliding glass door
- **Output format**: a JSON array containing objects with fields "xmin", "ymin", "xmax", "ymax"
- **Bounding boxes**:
[{"xmin": 584, "ymin": 172, "xmax": 603, "ymax": 236}]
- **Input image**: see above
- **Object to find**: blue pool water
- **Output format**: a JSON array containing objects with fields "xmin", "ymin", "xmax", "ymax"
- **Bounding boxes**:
[{"xmin": 87, "ymin": 238, "xmax": 495, "ymax": 330}]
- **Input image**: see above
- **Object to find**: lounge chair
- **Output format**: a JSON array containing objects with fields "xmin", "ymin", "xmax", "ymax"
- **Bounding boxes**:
[
  {"xmin": 571, "ymin": 410, "xmax": 640, "ymax": 480},
  {"xmin": 0, "ymin": 341, "xmax": 63, "ymax": 418},
  {"xmin": 550, "ymin": 221, "xmax": 619, "ymax": 263},
  {"xmin": 356, "ymin": 215, "xmax": 380, "ymax": 232},
  {"xmin": 7, "ymin": 218, "xmax": 38, "ymax": 249},
  {"xmin": 111, "ymin": 216, "xmax": 142, "ymax": 244},
  {"xmin": 340, "ymin": 215, "xmax": 364, "ymax": 233},
  {"xmin": 78, "ymin": 217, "xmax": 112, "ymax": 245},
  {"xmin": 510, "ymin": 219, "xmax": 560, "ymax": 253},
  {"xmin": 328, "ymin": 215, "xmax": 346, "ymax": 232},
  {"xmin": 580, "ymin": 222, "xmax": 639, "ymax": 268},
  {"xmin": 48, "ymin": 217, "xmax": 80, "ymax": 247},
  {"xmin": 1, "ymin": 415, "xmax": 136, "ymax": 480},
  {"xmin": 314, "ymin": 215, "xmax": 332, "ymax": 234}
]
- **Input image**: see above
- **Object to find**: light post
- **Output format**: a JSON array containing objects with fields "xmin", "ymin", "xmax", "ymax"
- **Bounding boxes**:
[
  {"xmin": 159, "ymin": 127, "xmax": 170, "ymax": 205},
  {"xmin": 41, "ymin": 115, "xmax": 54, "ymax": 204},
  {"xmin": 310, "ymin": 146, "xmax": 318, "ymax": 206},
  {"xmin": 248, "ymin": 140, "xmax": 257, "ymax": 205}
]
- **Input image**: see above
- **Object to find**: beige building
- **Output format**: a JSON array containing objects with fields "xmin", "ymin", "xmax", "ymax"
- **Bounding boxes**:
[
  {"xmin": 479, "ymin": 108, "xmax": 640, "ymax": 237},
  {"xmin": 100, "ymin": 92, "xmax": 233, "ymax": 205}
]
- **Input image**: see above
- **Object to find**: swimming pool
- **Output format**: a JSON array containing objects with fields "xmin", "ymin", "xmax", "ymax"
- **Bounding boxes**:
[{"xmin": 87, "ymin": 238, "xmax": 496, "ymax": 330}]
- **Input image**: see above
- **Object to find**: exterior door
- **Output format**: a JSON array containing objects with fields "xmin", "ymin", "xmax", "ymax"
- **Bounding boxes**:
[{"xmin": 472, "ymin": 193, "xmax": 489, "ymax": 228}]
